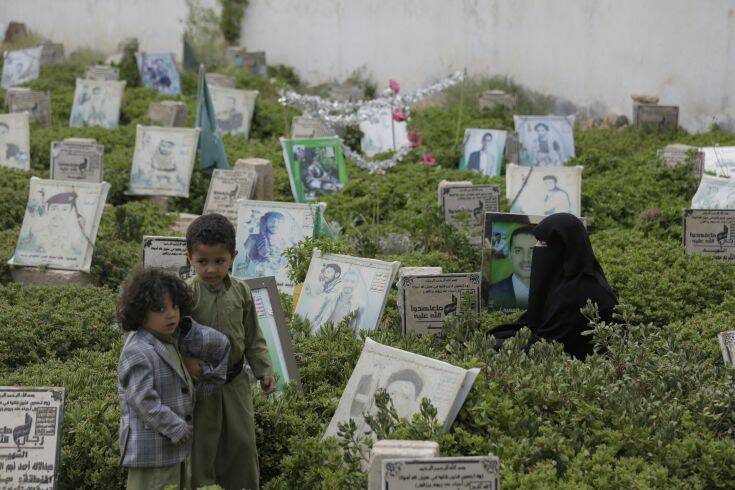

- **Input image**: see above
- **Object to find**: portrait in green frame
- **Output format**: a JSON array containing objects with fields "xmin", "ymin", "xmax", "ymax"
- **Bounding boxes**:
[{"xmin": 280, "ymin": 136, "xmax": 348, "ymax": 203}]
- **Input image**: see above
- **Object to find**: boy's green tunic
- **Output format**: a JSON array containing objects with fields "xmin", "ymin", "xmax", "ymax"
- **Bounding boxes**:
[{"xmin": 188, "ymin": 275, "xmax": 272, "ymax": 490}]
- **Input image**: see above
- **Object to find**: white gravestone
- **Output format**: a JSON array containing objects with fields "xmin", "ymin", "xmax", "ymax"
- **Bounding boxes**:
[
  {"xmin": 50, "ymin": 138, "xmax": 104, "ymax": 183},
  {"xmin": 202, "ymin": 168, "xmax": 257, "ymax": 224},
  {"xmin": 382, "ymin": 456, "xmax": 501, "ymax": 490},
  {"xmin": 367, "ymin": 440, "xmax": 439, "ymax": 490}
]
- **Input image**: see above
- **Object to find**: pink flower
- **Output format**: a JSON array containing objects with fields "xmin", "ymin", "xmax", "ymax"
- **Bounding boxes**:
[
  {"xmin": 389, "ymin": 79, "xmax": 400, "ymax": 94},
  {"xmin": 408, "ymin": 129, "xmax": 422, "ymax": 148},
  {"xmin": 392, "ymin": 108, "xmax": 407, "ymax": 122},
  {"xmin": 421, "ymin": 152, "xmax": 436, "ymax": 166}
]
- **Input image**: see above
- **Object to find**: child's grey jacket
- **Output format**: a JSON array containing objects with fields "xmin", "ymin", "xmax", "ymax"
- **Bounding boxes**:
[{"xmin": 117, "ymin": 317, "xmax": 230, "ymax": 468}]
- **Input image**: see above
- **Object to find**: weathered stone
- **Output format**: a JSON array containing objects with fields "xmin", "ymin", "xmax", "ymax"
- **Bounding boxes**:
[
  {"xmin": 85, "ymin": 65, "xmax": 120, "ymax": 81},
  {"xmin": 657, "ymin": 143, "xmax": 697, "ymax": 168},
  {"xmin": 478, "ymin": 89, "xmax": 517, "ymax": 111},
  {"xmin": 290, "ymin": 116, "xmax": 333, "ymax": 139},
  {"xmin": 169, "ymin": 212, "xmax": 200, "ymax": 236},
  {"xmin": 148, "ymin": 100, "xmax": 188, "ymax": 127},
  {"xmin": 234, "ymin": 158, "xmax": 274, "ymax": 200},
  {"xmin": 38, "ymin": 41, "xmax": 64, "ymax": 65},
  {"xmin": 206, "ymin": 72, "xmax": 236, "ymax": 88},
  {"xmin": 634, "ymin": 104, "xmax": 679, "ymax": 131},
  {"xmin": 367, "ymin": 440, "xmax": 440, "ymax": 490},
  {"xmin": 327, "ymin": 84, "xmax": 364, "ymax": 102},
  {"xmin": 631, "ymin": 93, "xmax": 660, "ymax": 104},
  {"xmin": 4, "ymin": 22, "xmax": 28, "ymax": 43},
  {"xmin": 11, "ymin": 266, "xmax": 94, "ymax": 286},
  {"xmin": 437, "ymin": 180, "xmax": 473, "ymax": 206}
]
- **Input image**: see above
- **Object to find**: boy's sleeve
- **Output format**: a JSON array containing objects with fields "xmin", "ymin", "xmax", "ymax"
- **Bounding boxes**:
[
  {"xmin": 181, "ymin": 322, "xmax": 231, "ymax": 398},
  {"xmin": 241, "ymin": 283, "xmax": 273, "ymax": 379},
  {"xmin": 118, "ymin": 349, "xmax": 189, "ymax": 444}
]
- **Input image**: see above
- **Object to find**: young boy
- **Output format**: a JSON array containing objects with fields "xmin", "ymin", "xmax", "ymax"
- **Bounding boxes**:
[{"xmin": 184, "ymin": 213, "xmax": 275, "ymax": 490}]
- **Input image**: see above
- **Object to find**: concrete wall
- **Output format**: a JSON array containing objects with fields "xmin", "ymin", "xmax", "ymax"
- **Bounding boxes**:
[{"xmin": 4, "ymin": 0, "xmax": 735, "ymax": 131}]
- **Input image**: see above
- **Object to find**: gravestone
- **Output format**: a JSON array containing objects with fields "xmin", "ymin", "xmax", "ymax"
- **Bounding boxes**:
[
  {"xmin": 0, "ymin": 386, "xmax": 65, "ymax": 489},
  {"xmin": 437, "ymin": 180, "xmax": 473, "ymax": 207},
  {"xmin": 242, "ymin": 51, "xmax": 267, "ymax": 77},
  {"xmin": 7, "ymin": 89, "xmax": 51, "ymax": 127},
  {"xmin": 504, "ymin": 131, "xmax": 520, "ymax": 164},
  {"xmin": 3, "ymin": 22, "xmax": 27, "ymax": 43},
  {"xmin": 291, "ymin": 116, "xmax": 333, "ymax": 139},
  {"xmin": 85, "ymin": 64, "xmax": 120, "ymax": 81},
  {"xmin": 202, "ymin": 168, "xmax": 258, "ymax": 224},
  {"xmin": 634, "ymin": 104, "xmax": 679, "ymax": 131},
  {"xmin": 328, "ymin": 84, "xmax": 364, "ymax": 102},
  {"xmin": 396, "ymin": 266, "xmax": 443, "ymax": 321},
  {"xmin": 442, "ymin": 184, "xmax": 500, "ymax": 245},
  {"xmin": 39, "ymin": 41, "xmax": 65, "ymax": 65},
  {"xmin": 234, "ymin": 158, "xmax": 274, "ymax": 200},
  {"xmin": 478, "ymin": 89, "xmax": 517, "ymax": 111},
  {"xmin": 400, "ymin": 273, "xmax": 481, "ymax": 336},
  {"xmin": 148, "ymin": 100, "xmax": 188, "ymax": 127},
  {"xmin": 718, "ymin": 331, "xmax": 735, "ymax": 366},
  {"xmin": 682, "ymin": 209, "xmax": 735, "ymax": 262},
  {"xmin": 51, "ymin": 138, "xmax": 104, "ymax": 183},
  {"xmin": 657, "ymin": 143, "xmax": 704, "ymax": 176},
  {"xmin": 3, "ymin": 87, "xmax": 30, "ymax": 109},
  {"xmin": 206, "ymin": 72, "xmax": 236, "ymax": 88},
  {"xmin": 382, "ymin": 456, "xmax": 501, "ymax": 490},
  {"xmin": 367, "ymin": 440, "xmax": 440, "ymax": 490},
  {"xmin": 142, "ymin": 236, "xmax": 195, "ymax": 279},
  {"xmin": 169, "ymin": 212, "xmax": 200, "ymax": 236}
]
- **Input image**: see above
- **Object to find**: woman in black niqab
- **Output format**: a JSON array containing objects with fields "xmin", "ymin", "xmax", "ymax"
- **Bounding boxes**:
[{"xmin": 490, "ymin": 213, "xmax": 617, "ymax": 359}]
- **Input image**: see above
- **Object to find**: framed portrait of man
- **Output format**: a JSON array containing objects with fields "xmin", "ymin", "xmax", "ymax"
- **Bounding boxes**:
[
  {"xmin": 69, "ymin": 79, "xmax": 126, "ymax": 129},
  {"xmin": 295, "ymin": 249, "xmax": 400, "ymax": 335},
  {"xmin": 280, "ymin": 137, "xmax": 348, "ymax": 203},
  {"xmin": 209, "ymin": 85, "xmax": 258, "ymax": 138},
  {"xmin": 506, "ymin": 164, "xmax": 583, "ymax": 217},
  {"xmin": 244, "ymin": 276, "xmax": 302, "ymax": 393},
  {"xmin": 9, "ymin": 177, "xmax": 110, "ymax": 272},
  {"xmin": 514, "ymin": 115, "xmax": 575, "ymax": 166},
  {"xmin": 481, "ymin": 213, "xmax": 545, "ymax": 312},
  {"xmin": 1, "ymin": 46, "xmax": 42, "ymax": 88},
  {"xmin": 0, "ymin": 112, "xmax": 30, "ymax": 170},
  {"xmin": 136, "ymin": 52, "xmax": 181, "ymax": 95},
  {"xmin": 691, "ymin": 174, "xmax": 735, "ymax": 209},
  {"xmin": 232, "ymin": 200, "xmax": 327, "ymax": 295},
  {"xmin": 128, "ymin": 125, "xmax": 200, "ymax": 197},
  {"xmin": 459, "ymin": 128, "xmax": 507, "ymax": 177}
]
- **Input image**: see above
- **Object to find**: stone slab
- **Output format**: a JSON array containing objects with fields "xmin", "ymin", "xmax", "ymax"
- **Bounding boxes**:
[
  {"xmin": 367, "ymin": 439, "xmax": 440, "ymax": 490},
  {"xmin": 234, "ymin": 158, "xmax": 274, "ymax": 200}
]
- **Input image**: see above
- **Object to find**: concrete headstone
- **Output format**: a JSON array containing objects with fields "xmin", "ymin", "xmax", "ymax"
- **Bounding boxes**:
[
  {"xmin": 367, "ymin": 440, "xmax": 439, "ymax": 490},
  {"xmin": 234, "ymin": 158, "xmax": 274, "ymax": 200}
]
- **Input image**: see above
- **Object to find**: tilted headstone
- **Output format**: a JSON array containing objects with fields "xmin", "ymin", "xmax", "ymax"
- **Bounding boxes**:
[
  {"xmin": 234, "ymin": 157, "xmax": 274, "ymax": 200},
  {"xmin": 633, "ymin": 104, "xmax": 679, "ymax": 131},
  {"xmin": 382, "ymin": 456, "xmax": 501, "ymax": 490},
  {"xmin": 50, "ymin": 138, "xmax": 104, "ymax": 183},
  {"xmin": 682, "ymin": 209, "xmax": 735, "ymax": 262},
  {"xmin": 85, "ymin": 64, "xmax": 120, "ymax": 81},
  {"xmin": 290, "ymin": 116, "xmax": 333, "ymax": 139},
  {"xmin": 478, "ymin": 89, "xmax": 517, "ymax": 111},
  {"xmin": 367, "ymin": 440, "xmax": 440, "ymax": 490},
  {"xmin": 0, "ymin": 387, "xmax": 65, "ymax": 488},
  {"xmin": 148, "ymin": 100, "xmax": 188, "ymax": 127},
  {"xmin": 504, "ymin": 131, "xmax": 520, "ymax": 164},
  {"xmin": 7, "ymin": 89, "xmax": 51, "ymax": 127},
  {"xmin": 3, "ymin": 22, "xmax": 27, "ymax": 43},
  {"xmin": 206, "ymin": 72, "xmax": 236, "ymax": 88},
  {"xmin": 38, "ymin": 41, "xmax": 65, "ymax": 65},
  {"xmin": 203, "ymin": 168, "xmax": 258, "ymax": 224}
]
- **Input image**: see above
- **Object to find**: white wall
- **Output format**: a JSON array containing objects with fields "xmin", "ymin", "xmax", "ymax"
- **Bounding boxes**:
[{"xmin": 4, "ymin": 0, "xmax": 735, "ymax": 131}]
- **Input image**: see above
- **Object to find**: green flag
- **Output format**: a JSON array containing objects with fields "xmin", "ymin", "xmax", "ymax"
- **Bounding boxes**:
[{"xmin": 195, "ymin": 65, "xmax": 229, "ymax": 172}]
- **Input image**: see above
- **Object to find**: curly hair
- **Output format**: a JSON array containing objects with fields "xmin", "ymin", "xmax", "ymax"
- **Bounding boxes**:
[
  {"xmin": 116, "ymin": 268, "xmax": 193, "ymax": 331},
  {"xmin": 186, "ymin": 213, "xmax": 236, "ymax": 255}
]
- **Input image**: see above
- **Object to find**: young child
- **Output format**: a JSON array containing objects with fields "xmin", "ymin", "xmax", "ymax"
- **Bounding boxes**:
[
  {"xmin": 185, "ymin": 213, "xmax": 275, "ymax": 490},
  {"xmin": 117, "ymin": 269, "xmax": 230, "ymax": 490}
]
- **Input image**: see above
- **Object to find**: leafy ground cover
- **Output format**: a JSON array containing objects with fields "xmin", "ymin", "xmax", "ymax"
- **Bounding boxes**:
[{"xmin": 1, "ymin": 59, "xmax": 734, "ymax": 489}]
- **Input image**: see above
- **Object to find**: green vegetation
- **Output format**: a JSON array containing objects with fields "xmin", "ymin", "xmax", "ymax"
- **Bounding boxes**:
[{"xmin": 1, "ymin": 59, "xmax": 735, "ymax": 489}]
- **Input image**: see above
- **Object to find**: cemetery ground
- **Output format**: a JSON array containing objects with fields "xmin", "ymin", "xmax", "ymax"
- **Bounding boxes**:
[{"xmin": 1, "ymin": 56, "xmax": 735, "ymax": 489}]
